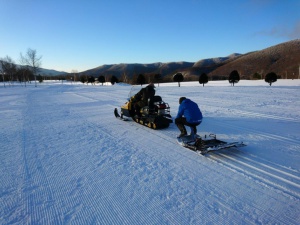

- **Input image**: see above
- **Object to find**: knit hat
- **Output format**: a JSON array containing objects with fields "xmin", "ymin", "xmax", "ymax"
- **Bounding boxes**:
[
  {"xmin": 148, "ymin": 83, "xmax": 156, "ymax": 88},
  {"xmin": 179, "ymin": 97, "xmax": 186, "ymax": 104}
]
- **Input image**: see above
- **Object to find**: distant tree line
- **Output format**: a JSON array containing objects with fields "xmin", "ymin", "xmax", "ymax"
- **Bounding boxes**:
[
  {"xmin": 170, "ymin": 70, "xmax": 278, "ymax": 87},
  {"xmin": 75, "ymin": 74, "xmax": 119, "ymax": 85},
  {"xmin": 75, "ymin": 70, "xmax": 278, "ymax": 87},
  {"xmin": 1, "ymin": 50, "xmax": 280, "ymax": 87}
]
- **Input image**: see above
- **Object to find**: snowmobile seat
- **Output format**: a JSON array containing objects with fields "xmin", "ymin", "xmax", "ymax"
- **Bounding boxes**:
[
  {"xmin": 148, "ymin": 96, "xmax": 162, "ymax": 110},
  {"xmin": 151, "ymin": 96, "xmax": 162, "ymax": 102}
]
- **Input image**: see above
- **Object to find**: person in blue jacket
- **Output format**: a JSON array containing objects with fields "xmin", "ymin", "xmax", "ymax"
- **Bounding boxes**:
[{"xmin": 175, "ymin": 97, "xmax": 203, "ymax": 137}]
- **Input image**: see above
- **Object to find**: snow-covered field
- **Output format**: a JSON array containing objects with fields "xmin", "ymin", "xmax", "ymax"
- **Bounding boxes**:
[{"xmin": 1, "ymin": 79, "xmax": 300, "ymax": 224}]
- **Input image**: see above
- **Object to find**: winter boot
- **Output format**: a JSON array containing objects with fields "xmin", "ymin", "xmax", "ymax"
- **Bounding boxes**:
[
  {"xmin": 190, "ymin": 126, "xmax": 197, "ymax": 139},
  {"xmin": 177, "ymin": 132, "xmax": 187, "ymax": 138},
  {"xmin": 177, "ymin": 124, "xmax": 187, "ymax": 138}
]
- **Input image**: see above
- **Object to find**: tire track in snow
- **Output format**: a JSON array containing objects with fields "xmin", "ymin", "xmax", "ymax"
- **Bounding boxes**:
[
  {"xmin": 196, "ymin": 150, "xmax": 300, "ymax": 224},
  {"xmin": 63, "ymin": 86, "xmax": 130, "ymax": 104},
  {"xmin": 203, "ymin": 116, "xmax": 300, "ymax": 200},
  {"xmin": 227, "ymin": 151, "xmax": 300, "ymax": 181},
  {"xmin": 199, "ymin": 93, "xmax": 300, "ymax": 123},
  {"xmin": 213, "ymin": 119, "xmax": 300, "ymax": 146},
  {"xmin": 206, "ymin": 151, "xmax": 300, "ymax": 200},
  {"xmin": 229, "ymin": 109, "xmax": 300, "ymax": 122},
  {"xmin": 205, "ymin": 103, "xmax": 300, "ymax": 122}
]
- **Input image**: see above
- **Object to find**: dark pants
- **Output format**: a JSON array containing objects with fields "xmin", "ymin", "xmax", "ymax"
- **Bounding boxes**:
[
  {"xmin": 175, "ymin": 117, "xmax": 201, "ymax": 135},
  {"xmin": 133, "ymin": 101, "xmax": 146, "ymax": 116}
]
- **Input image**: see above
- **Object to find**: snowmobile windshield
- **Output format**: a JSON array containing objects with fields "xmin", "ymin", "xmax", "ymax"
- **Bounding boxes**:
[
  {"xmin": 128, "ymin": 86, "xmax": 142, "ymax": 99},
  {"xmin": 127, "ymin": 85, "xmax": 153, "ymax": 97},
  {"xmin": 128, "ymin": 85, "xmax": 159, "ymax": 100}
]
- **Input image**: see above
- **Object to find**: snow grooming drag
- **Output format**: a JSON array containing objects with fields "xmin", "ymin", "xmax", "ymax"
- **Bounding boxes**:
[
  {"xmin": 114, "ymin": 95, "xmax": 173, "ymax": 129},
  {"xmin": 177, "ymin": 133, "xmax": 246, "ymax": 154}
]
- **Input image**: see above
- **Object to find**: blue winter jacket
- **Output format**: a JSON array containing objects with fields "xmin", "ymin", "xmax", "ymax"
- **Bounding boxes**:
[{"xmin": 175, "ymin": 99, "xmax": 203, "ymax": 124}]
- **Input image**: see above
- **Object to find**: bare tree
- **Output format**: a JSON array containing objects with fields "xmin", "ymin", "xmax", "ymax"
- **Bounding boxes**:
[
  {"xmin": 1, "ymin": 56, "xmax": 17, "ymax": 87},
  {"xmin": 71, "ymin": 69, "xmax": 78, "ymax": 83},
  {"xmin": 20, "ymin": 48, "xmax": 42, "ymax": 87},
  {"xmin": 154, "ymin": 73, "xmax": 162, "ymax": 87},
  {"xmin": 19, "ymin": 55, "xmax": 29, "ymax": 87},
  {"xmin": 121, "ymin": 72, "xmax": 128, "ymax": 83}
]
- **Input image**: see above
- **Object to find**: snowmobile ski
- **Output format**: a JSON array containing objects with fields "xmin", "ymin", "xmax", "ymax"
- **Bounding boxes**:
[{"xmin": 114, "ymin": 108, "xmax": 129, "ymax": 121}]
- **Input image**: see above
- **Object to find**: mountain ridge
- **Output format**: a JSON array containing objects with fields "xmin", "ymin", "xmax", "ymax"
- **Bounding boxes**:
[
  {"xmin": 4, "ymin": 39, "xmax": 298, "ymax": 80},
  {"xmin": 209, "ymin": 39, "xmax": 300, "ymax": 79},
  {"xmin": 79, "ymin": 39, "xmax": 300, "ymax": 80}
]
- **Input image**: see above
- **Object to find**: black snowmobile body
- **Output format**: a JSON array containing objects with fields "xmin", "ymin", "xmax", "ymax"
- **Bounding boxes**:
[{"xmin": 114, "ymin": 95, "xmax": 173, "ymax": 129}]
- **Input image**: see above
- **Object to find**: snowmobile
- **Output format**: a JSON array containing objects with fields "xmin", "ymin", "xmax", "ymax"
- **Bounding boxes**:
[
  {"xmin": 177, "ymin": 133, "xmax": 246, "ymax": 154},
  {"xmin": 114, "ymin": 86, "xmax": 173, "ymax": 129}
]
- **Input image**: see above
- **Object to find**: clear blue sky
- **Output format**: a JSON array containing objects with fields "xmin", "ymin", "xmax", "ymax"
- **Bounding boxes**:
[{"xmin": 1, "ymin": 0, "xmax": 299, "ymax": 73}]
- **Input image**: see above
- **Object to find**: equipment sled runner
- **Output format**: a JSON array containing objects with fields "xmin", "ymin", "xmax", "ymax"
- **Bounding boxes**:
[{"xmin": 177, "ymin": 133, "xmax": 246, "ymax": 154}]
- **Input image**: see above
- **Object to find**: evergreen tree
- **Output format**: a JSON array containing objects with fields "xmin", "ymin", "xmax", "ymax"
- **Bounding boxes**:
[
  {"xmin": 253, "ymin": 72, "xmax": 261, "ymax": 80},
  {"xmin": 199, "ymin": 73, "xmax": 208, "ymax": 87},
  {"xmin": 265, "ymin": 72, "xmax": 277, "ymax": 86},
  {"xmin": 229, "ymin": 70, "xmax": 240, "ymax": 86},
  {"xmin": 37, "ymin": 74, "xmax": 43, "ymax": 83},
  {"xmin": 111, "ymin": 75, "xmax": 119, "ymax": 85},
  {"xmin": 88, "ymin": 76, "xmax": 95, "ymax": 85},
  {"xmin": 79, "ymin": 75, "xmax": 86, "ymax": 83},
  {"xmin": 173, "ymin": 73, "xmax": 184, "ymax": 87},
  {"xmin": 98, "ymin": 75, "xmax": 105, "ymax": 85},
  {"xmin": 137, "ymin": 74, "xmax": 146, "ymax": 86}
]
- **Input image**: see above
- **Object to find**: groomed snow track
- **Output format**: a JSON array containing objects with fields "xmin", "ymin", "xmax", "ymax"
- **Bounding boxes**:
[{"xmin": 1, "ymin": 83, "xmax": 300, "ymax": 224}]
